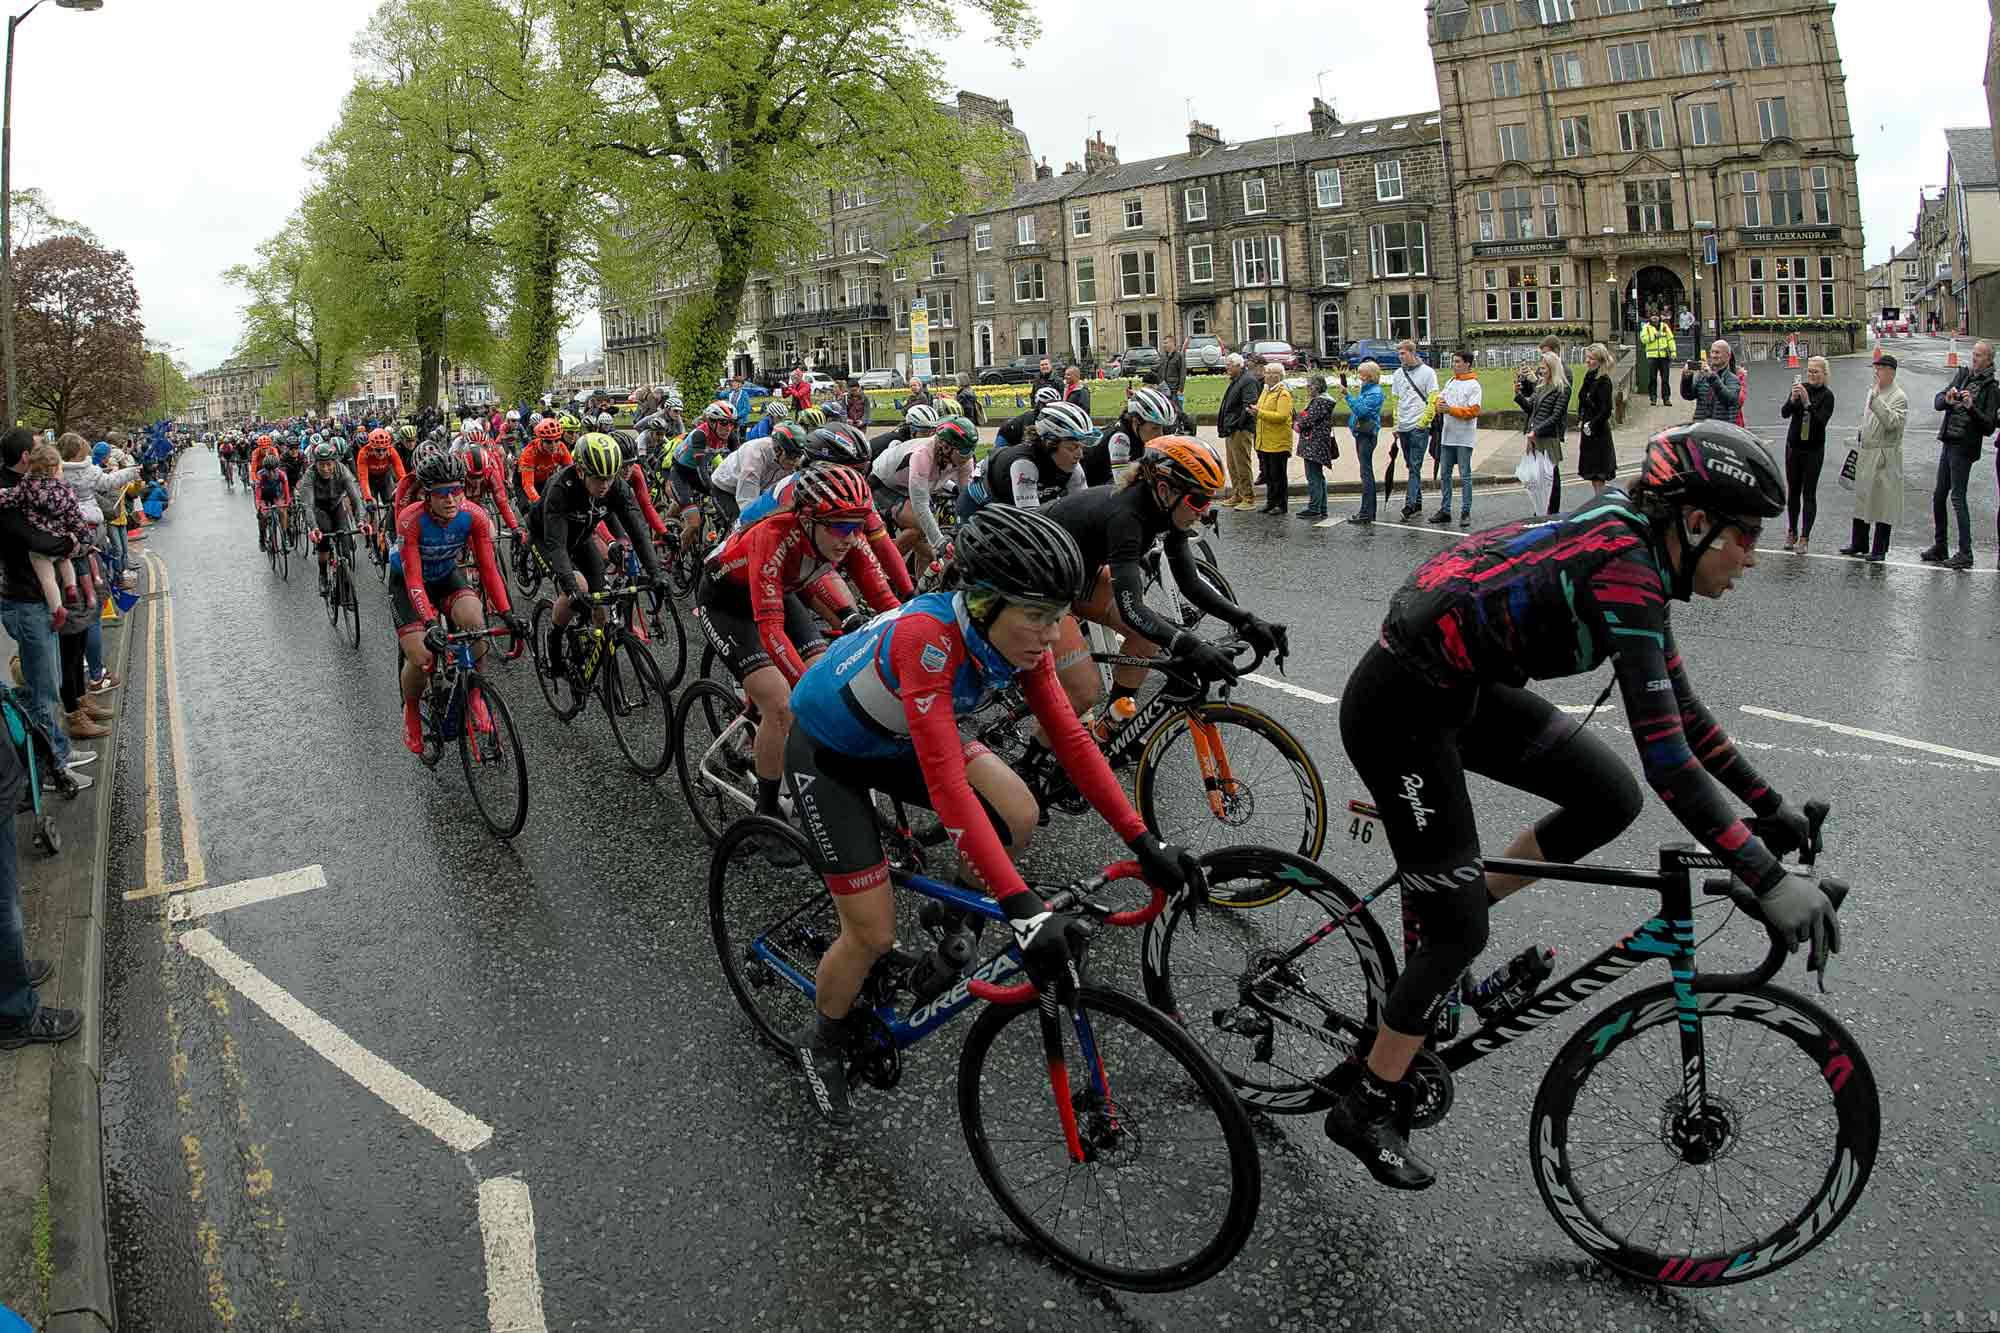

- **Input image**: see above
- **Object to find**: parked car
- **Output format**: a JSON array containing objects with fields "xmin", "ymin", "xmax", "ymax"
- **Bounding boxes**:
[
  {"xmin": 1339, "ymin": 338, "xmax": 1411, "ymax": 369},
  {"xmin": 1184, "ymin": 334, "xmax": 1229, "ymax": 374},
  {"xmin": 1247, "ymin": 340, "xmax": 1302, "ymax": 372},
  {"xmin": 1111, "ymin": 345, "xmax": 1160, "ymax": 375},
  {"xmin": 978, "ymin": 354, "xmax": 1061, "ymax": 386},
  {"xmin": 852, "ymin": 368, "xmax": 907, "ymax": 390}
]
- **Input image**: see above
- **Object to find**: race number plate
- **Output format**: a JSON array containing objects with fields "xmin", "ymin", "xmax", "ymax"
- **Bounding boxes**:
[{"xmin": 1347, "ymin": 798, "xmax": 1383, "ymax": 845}]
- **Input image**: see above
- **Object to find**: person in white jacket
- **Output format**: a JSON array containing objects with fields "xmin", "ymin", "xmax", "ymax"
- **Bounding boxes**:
[
  {"xmin": 1433, "ymin": 350, "xmax": 1482, "ymax": 527},
  {"xmin": 1836, "ymin": 355, "xmax": 1908, "ymax": 564},
  {"xmin": 1387, "ymin": 342, "xmax": 1439, "ymax": 519}
]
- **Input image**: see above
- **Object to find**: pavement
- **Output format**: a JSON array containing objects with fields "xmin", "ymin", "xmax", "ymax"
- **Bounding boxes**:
[{"xmin": 16, "ymin": 338, "xmax": 2000, "ymax": 1331}]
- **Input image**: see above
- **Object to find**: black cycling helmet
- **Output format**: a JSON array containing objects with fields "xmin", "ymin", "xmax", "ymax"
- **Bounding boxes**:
[
  {"xmin": 954, "ymin": 505, "xmax": 1088, "ymax": 606},
  {"xmin": 801, "ymin": 421, "xmax": 869, "ymax": 468},
  {"xmin": 416, "ymin": 450, "xmax": 468, "ymax": 490},
  {"xmin": 1634, "ymin": 421, "xmax": 1785, "ymax": 520}
]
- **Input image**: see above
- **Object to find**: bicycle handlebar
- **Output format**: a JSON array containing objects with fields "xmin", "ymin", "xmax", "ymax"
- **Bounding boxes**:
[
  {"xmin": 1697, "ymin": 799, "xmax": 1849, "ymax": 990},
  {"xmin": 1092, "ymin": 634, "xmax": 1272, "ymax": 696},
  {"xmin": 967, "ymin": 858, "xmax": 1203, "ymax": 1006}
]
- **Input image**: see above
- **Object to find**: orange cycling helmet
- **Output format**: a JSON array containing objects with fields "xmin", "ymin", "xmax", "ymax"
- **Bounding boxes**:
[
  {"xmin": 257, "ymin": 434, "xmax": 273, "ymax": 448},
  {"xmin": 1140, "ymin": 436, "xmax": 1226, "ymax": 495},
  {"xmin": 532, "ymin": 416, "xmax": 564, "ymax": 443},
  {"xmin": 791, "ymin": 461, "xmax": 873, "ymax": 520},
  {"xmin": 366, "ymin": 428, "xmax": 392, "ymax": 449}
]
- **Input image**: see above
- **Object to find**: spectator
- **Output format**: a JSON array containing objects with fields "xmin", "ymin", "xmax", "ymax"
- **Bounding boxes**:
[
  {"xmin": 905, "ymin": 377, "xmax": 934, "ymax": 409},
  {"xmin": 1576, "ymin": 343, "xmax": 1616, "ymax": 498},
  {"xmin": 721, "ymin": 372, "xmax": 755, "ymax": 424},
  {"xmin": 1032, "ymin": 357, "xmax": 1055, "ymax": 397},
  {"xmin": 783, "ymin": 368, "xmax": 813, "ymax": 414},
  {"xmin": 1678, "ymin": 305, "xmax": 1696, "ymax": 339},
  {"xmin": 0, "ymin": 428, "xmax": 90, "ymax": 788},
  {"xmin": 1294, "ymin": 374, "xmax": 1336, "ymax": 520},
  {"xmin": 1680, "ymin": 339, "xmax": 1742, "ymax": 422},
  {"xmin": 1537, "ymin": 334, "xmax": 1570, "ymax": 390},
  {"xmin": 1921, "ymin": 337, "xmax": 1995, "ymax": 570},
  {"xmin": 1161, "ymin": 336, "xmax": 1187, "ymax": 403},
  {"xmin": 1726, "ymin": 345, "xmax": 1749, "ymax": 427},
  {"xmin": 843, "ymin": 379, "xmax": 871, "ymax": 430},
  {"xmin": 1433, "ymin": 349, "xmax": 1481, "ymax": 526},
  {"xmin": 1253, "ymin": 361, "xmax": 1295, "ymax": 514},
  {"xmin": 1838, "ymin": 354, "xmax": 1908, "ymax": 564},
  {"xmin": 1516, "ymin": 352, "xmax": 1568, "ymax": 515},
  {"xmin": 1642, "ymin": 314, "xmax": 1674, "ymax": 405},
  {"xmin": 1388, "ymin": 341, "xmax": 1439, "ymax": 520},
  {"xmin": 0, "ymin": 709, "xmax": 79, "ymax": 1048},
  {"xmin": 1340, "ymin": 361, "xmax": 1386, "ymax": 525},
  {"xmin": 1217, "ymin": 354, "xmax": 1262, "ymax": 510},
  {"xmin": 1779, "ymin": 356, "xmax": 1836, "ymax": 552},
  {"xmin": 1062, "ymin": 364, "xmax": 1091, "ymax": 417},
  {"xmin": 954, "ymin": 373, "xmax": 982, "ymax": 428}
]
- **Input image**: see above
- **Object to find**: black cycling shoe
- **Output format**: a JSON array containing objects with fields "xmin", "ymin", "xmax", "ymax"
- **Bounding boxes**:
[
  {"xmin": 544, "ymin": 627, "xmax": 568, "ymax": 677},
  {"xmin": 26, "ymin": 958, "xmax": 53, "ymax": 988},
  {"xmin": 794, "ymin": 1025, "xmax": 854, "ymax": 1126},
  {"xmin": 0, "ymin": 1004, "xmax": 82, "ymax": 1049},
  {"xmin": 1324, "ymin": 1066, "xmax": 1435, "ymax": 1190}
]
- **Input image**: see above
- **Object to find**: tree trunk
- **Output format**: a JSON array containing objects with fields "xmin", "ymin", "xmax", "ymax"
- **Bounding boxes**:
[
  {"xmin": 506, "ymin": 212, "xmax": 562, "ymax": 404},
  {"xmin": 675, "ymin": 217, "xmax": 752, "ymax": 393},
  {"xmin": 416, "ymin": 307, "xmax": 444, "ymax": 412}
]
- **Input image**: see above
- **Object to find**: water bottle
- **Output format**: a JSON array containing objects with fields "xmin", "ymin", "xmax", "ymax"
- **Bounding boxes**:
[
  {"xmin": 908, "ymin": 902, "xmax": 980, "ymax": 1003},
  {"xmin": 1469, "ymin": 945, "xmax": 1557, "ymax": 1024},
  {"xmin": 1090, "ymin": 695, "xmax": 1138, "ymax": 744}
]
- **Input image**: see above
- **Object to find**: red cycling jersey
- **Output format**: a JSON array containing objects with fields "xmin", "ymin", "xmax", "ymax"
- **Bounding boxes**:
[
  {"xmin": 394, "ymin": 499, "xmax": 513, "ymax": 626},
  {"xmin": 354, "ymin": 444, "xmax": 406, "ymax": 500},
  {"xmin": 707, "ymin": 511, "xmax": 899, "ymax": 683},
  {"xmin": 624, "ymin": 463, "xmax": 668, "ymax": 538},
  {"xmin": 391, "ymin": 447, "xmax": 522, "ymax": 532}
]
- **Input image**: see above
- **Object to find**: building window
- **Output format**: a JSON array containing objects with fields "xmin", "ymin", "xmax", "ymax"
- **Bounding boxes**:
[
  {"xmin": 1744, "ymin": 25, "xmax": 1779, "ymax": 68},
  {"xmin": 1016, "ymin": 213, "xmax": 1036, "ymax": 245},
  {"xmin": 1688, "ymin": 102, "xmax": 1722, "ymax": 147},
  {"xmin": 975, "ymin": 271, "xmax": 995, "ymax": 305},
  {"xmin": 1542, "ymin": 184, "xmax": 1562, "ymax": 236},
  {"xmin": 973, "ymin": 222, "xmax": 992, "ymax": 252},
  {"xmin": 1678, "ymin": 33, "xmax": 1714, "ymax": 73},
  {"xmin": 1606, "ymin": 41, "xmax": 1654, "ymax": 83},
  {"xmin": 1624, "ymin": 178, "xmax": 1674, "ymax": 232},
  {"xmin": 1118, "ymin": 251, "xmax": 1159, "ymax": 298},
  {"xmin": 1188, "ymin": 244, "xmax": 1214, "ymax": 283},
  {"xmin": 1071, "ymin": 204, "xmax": 1091, "ymax": 237},
  {"xmin": 1242, "ymin": 178, "xmax": 1267, "ymax": 215},
  {"xmin": 1319, "ymin": 230, "xmax": 1351, "ymax": 285},
  {"xmin": 1187, "ymin": 310, "xmax": 1209, "ymax": 336},
  {"xmin": 1369, "ymin": 222, "xmax": 1427, "ymax": 278},
  {"xmin": 1016, "ymin": 318, "xmax": 1048, "ymax": 358},
  {"xmin": 1074, "ymin": 257, "xmax": 1096, "ymax": 304},
  {"xmin": 1507, "ymin": 265, "xmax": 1542, "ymax": 321},
  {"xmin": 1558, "ymin": 115, "xmax": 1592, "ymax": 158},
  {"xmin": 1498, "ymin": 124, "xmax": 1530, "ymax": 162},
  {"xmin": 1376, "ymin": 160, "xmax": 1404, "ymax": 201},
  {"xmin": 1014, "ymin": 264, "xmax": 1045, "ymax": 301},
  {"xmin": 1756, "ymin": 97, "xmax": 1789, "ymax": 142},
  {"xmin": 1538, "ymin": 0, "xmax": 1576, "ymax": 20},
  {"xmin": 1775, "ymin": 256, "xmax": 1808, "ymax": 316},
  {"xmin": 856, "ymin": 230, "xmax": 872, "ymax": 252},
  {"xmin": 1314, "ymin": 167, "xmax": 1343, "ymax": 208},
  {"xmin": 1243, "ymin": 300, "xmax": 1288, "ymax": 344},
  {"xmin": 1768, "ymin": 166, "xmax": 1804, "ymax": 225},
  {"xmin": 1811, "ymin": 166, "xmax": 1832, "ymax": 224},
  {"xmin": 1124, "ymin": 198, "xmax": 1145, "ymax": 229},
  {"xmin": 1548, "ymin": 265, "xmax": 1567, "ymax": 320},
  {"xmin": 1617, "ymin": 107, "xmax": 1664, "ymax": 152},
  {"xmin": 1184, "ymin": 186, "xmax": 1208, "ymax": 222},
  {"xmin": 1373, "ymin": 293, "xmax": 1430, "ymax": 341},
  {"xmin": 894, "ymin": 296, "xmax": 909, "ymax": 330},
  {"xmin": 930, "ymin": 251, "xmax": 946, "ymax": 277},
  {"xmin": 1232, "ymin": 235, "xmax": 1285, "ymax": 286},
  {"xmin": 930, "ymin": 337, "xmax": 956, "ymax": 376},
  {"xmin": 1550, "ymin": 51, "xmax": 1585, "ymax": 88},
  {"xmin": 843, "ymin": 231, "xmax": 856, "ymax": 255},
  {"xmin": 1122, "ymin": 312, "xmax": 1162, "ymax": 350},
  {"xmin": 1478, "ymin": 3, "xmax": 1512, "ymax": 34},
  {"xmin": 845, "ymin": 276, "xmax": 865, "ymax": 306},
  {"xmin": 1491, "ymin": 60, "xmax": 1522, "ymax": 97},
  {"xmin": 1600, "ymin": 0, "xmax": 1642, "ymax": 13},
  {"xmin": 928, "ymin": 288, "xmax": 955, "ymax": 327},
  {"xmin": 1741, "ymin": 171, "xmax": 1762, "ymax": 227},
  {"xmin": 1747, "ymin": 257, "xmax": 1766, "ymax": 317},
  {"xmin": 1820, "ymin": 256, "xmax": 1837, "ymax": 316}
]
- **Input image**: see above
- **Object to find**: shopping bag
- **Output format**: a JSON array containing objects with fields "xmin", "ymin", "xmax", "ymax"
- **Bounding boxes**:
[
  {"xmin": 1837, "ymin": 447, "xmax": 1859, "ymax": 492},
  {"xmin": 1516, "ymin": 449, "xmax": 1554, "ymax": 514}
]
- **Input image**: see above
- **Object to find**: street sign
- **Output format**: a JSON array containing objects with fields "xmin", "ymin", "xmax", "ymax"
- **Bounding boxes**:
[
  {"xmin": 909, "ymin": 299, "xmax": 931, "ymax": 382},
  {"xmin": 1703, "ymin": 233, "xmax": 1718, "ymax": 267}
]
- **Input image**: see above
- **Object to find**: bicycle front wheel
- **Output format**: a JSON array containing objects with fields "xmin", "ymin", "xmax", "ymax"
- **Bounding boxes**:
[
  {"xmin": 530, "ymin": 601, "xmax": 588, "ymax": 721},
  {"xmin": 604, "ymin": 635, "xmax": 674, "ymax": 778},
  {"xmin": 340, "ymin": 566, "xmax": 361, "ymax": 650},
  {"xmin": 1530, "ymin": 981, "xmax": 1879, "ymax": 1287},
  {"xmin": 643, "ymin": 589, "xmax": 688, "ymax": 693},
  {"xmin": 276, "ymin": 526, "xmax": 289, "ymax": 581},
  {"xmin": 958, "ymin": 984, "xmax": 1261, "ymax": 1292},
  {"xmin": 674, "ymin": 679, "xmax": 757, "ymax": 843},
  {"xmin": 707, "ymin": 814, "xmax": 832, "ymax": 1052},
  {"xmin": 1134, "ymin": 701, "xmax": 1327, "ymax": 861},
  {"xmin": 458, "ymin": 673, "xmax": 529, "ymax": 839}
]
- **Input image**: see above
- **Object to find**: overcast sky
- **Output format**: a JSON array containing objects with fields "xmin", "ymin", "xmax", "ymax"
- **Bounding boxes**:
[{"xmin": 8, "ymin": 0, "xmax": 1984, "ymax": 377}]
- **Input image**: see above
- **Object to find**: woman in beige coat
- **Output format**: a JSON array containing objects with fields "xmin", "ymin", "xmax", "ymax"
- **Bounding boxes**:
[{"xmin": 1838, "ymin": 355, "xmax": 1908, "ymax": 563}]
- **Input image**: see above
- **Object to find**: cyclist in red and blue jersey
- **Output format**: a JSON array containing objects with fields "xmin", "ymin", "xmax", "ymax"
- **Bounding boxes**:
[
  {"xmin": 735, "ymin": 424, "xmax": 914, "ymax": 599},
  {"xmin": 251, "ymin": 454, "xmax": 292, "ymax": 551},
  {"xmin": 392, "ymin": 451, "xmax": 524, "ymax": 754},
  {"xmin": 1330, "ymin": 420, "xmax": 1842, "ymax": 1190},
  {"xmin": 784, "ymin": 505, "xmax": 1202, "ymax": 1125}
]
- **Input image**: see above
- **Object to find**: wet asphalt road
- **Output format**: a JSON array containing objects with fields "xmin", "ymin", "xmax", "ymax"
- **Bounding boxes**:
[{"xmin": 100, "ymin": 342, "xmax": 1998, "ymax": 1332}]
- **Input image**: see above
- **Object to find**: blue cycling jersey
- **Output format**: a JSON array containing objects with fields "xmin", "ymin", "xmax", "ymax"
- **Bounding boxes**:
[
  {"xmin": 791, "ymin": 590, "xmax": 1014, "ymax": 760},
  {"xmin": 389, "ymin": 503, "xmax": 477, "ymax": 583}
]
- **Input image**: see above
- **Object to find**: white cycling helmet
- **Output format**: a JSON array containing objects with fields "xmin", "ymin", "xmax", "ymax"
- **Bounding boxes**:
[
  {"xmin": 703, "ymin": 400, "xmax": 738, "ymax": 423},
  {"xmin": 1032, "ymin": 386, "xmax": 1061, "ymax": 408},
  {"xmin": 1127, "ymin": 386, "xmax": 1177, "ymax": 428},
  {"xmin": 904, "ymin": 403, "xmax": 940, "ymax": 431},
  {"xmin": 1036, "ymin": 400, "xmax": 1097, "ymax": 441}
]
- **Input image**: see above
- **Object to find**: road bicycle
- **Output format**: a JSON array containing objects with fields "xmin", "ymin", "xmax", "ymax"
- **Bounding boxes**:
[
  {"xmin": 365, "ymin": 498, "xmax": 393, "ymax": 582},
  {"xmin": 260, "ymin": 506, "xmax": 290, "ymax": 581},
  {"xmin": 662, "ymin": 491, "xmax": 726, "ymax": 599},
  {"xmin": 525, "ymin": 550, "xmax": 674, "ymax": 778},
  {"xmin": 1138, "ymin": 805, "xmax": 1878, "ymax": 1287},
  {"xmin": 410, "ymin": 620, "xmax": 529, "ymax": 838},
  {"xmin": 708, "ymin": 823, "xmax": 1260, "ymax": 1291},
  {"xmin": 316, "ymin": 525, "xmax": 363, "ymax": 650}
]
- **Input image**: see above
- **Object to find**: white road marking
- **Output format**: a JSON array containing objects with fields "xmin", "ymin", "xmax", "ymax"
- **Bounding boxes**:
[
  {"xmin": 163, "ymin": 865, "xmax": 326, "ymax": 922},
  {"xmin": 1750, "ymin": 547, "xmax": 1997, "ymax": 574},
  {"xmin": 1739, "ymin": 706, "xmax": 2000, "ymax": 768},
  {"xmin": 177, "ymin": 928, "xmax": 495, "ymax": 1152},
  {"xmin": 1241, "ymin": 672, "xmax": 1338, "ymax": 705},
  {"xmin": 1554, "ymin": 706, "xmax": 1997, "ymax": 773},
  {"xmin": 478, "ymin": 1176, "xmax": 549, "ymax": 1333}
]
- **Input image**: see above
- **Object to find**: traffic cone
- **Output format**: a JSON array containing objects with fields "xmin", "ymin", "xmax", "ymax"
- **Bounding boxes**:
[
  {"xmin": 1948, "ymin": 337, "xmax": 1959, "ymax": 368},
  {"xmin": 1871, "ymin": 330, "xmax": 1881, "ymax": 364},
  {"xmin": 1785, "ymin": 338, "xmax": 1800, "ymax": 369}
]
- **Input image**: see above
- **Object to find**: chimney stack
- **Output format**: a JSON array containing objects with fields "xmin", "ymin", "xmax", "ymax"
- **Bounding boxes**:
[
  {"xmin": 1309, "ymin": 97, "xmax": 1340, "ymax": 135},
  {"xmin": 1187, "ymin": 119, "xmax": 1223, "ymax": 153},
  {"xmin": 1034, "ymin": 157, "xmax": 1052, "ymax": 181},
  {"xmin": 1084, "ymin": 131, "xmax": 1119, "ymax": 174}
]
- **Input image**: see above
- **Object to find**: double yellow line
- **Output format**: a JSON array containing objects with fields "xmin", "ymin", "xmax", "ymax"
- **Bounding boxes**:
[{"xmin": 124, "ymin": 547, "xmax": 206, "ymax": 901}]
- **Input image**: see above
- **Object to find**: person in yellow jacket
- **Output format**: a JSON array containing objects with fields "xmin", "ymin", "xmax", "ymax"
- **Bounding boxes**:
[
  {"xmin": 1642, "ymin": 315, "xmax": 1675, "ymax": 405},
  {"xmin": 1253, "ymin": 361, "xmax": 1296, "ymax": 513}
]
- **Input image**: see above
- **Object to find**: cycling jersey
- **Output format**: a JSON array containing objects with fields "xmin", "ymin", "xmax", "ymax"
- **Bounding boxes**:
[
  {"xmin": 248, "ymin": 443, "xmax": 280, "ymax": 478},
  {"xmin": 702, "ymin": 506, "xmax": 900, "ymax": 683},
  {"xmin": 529, "ymin": 464, "xmax": 661, "ymax": 585},
  {"xmin": 1378, "ymin": 490, "xmax": 1783, "ymax": 891},
  {"xmin": 279, "ymin": 450, "xmax": 308, "ymax": 491},
  {"xmin": 789, "ymin": 590, "xmax": 1146, "ymax": 897},
  {"xmin": 1079, "ymin": 425, "xmax": 1139, "ymax": 488},
  {"xmin": 354, "ymin": 443, "xmax": 406, "ymax": 500},
  {"xmin": 623, "ymin": 463, "xmax": 668, "ymax": 539},
  {"xmin": 871, "ymin": 438, "xmax": 971, "ymax": 550},
  {"xmin": 1043, "ymin": 482, "xmax": 1243, "ymax": 647},
  {"xmin": 712, "ymin": 436, "xmax": 790, "ymax": 510},
  {"xmin": 252, "ymin": 464, "xmax": 291, "ymax": 511},
  {"xmin": 515, "ymin": 439, "xmax": 572, "ymax": 504},
  {"xmin": 736, "ymin": 471, "xmax": 915, "ymax": 600},
  {"xmin": 391, "ymin": 499, "xmax": 512, "ymax": 626},
  {"xmin": 390, "ymin": 448, "xmax": 522, "ymax": 531},
  {"xmin": 303, "ymin": 462, "xmax": 365, "ymax": 531},
  {"xmin": 980, "ymin": 440, "xmax": 1087, "ymax": 510}
]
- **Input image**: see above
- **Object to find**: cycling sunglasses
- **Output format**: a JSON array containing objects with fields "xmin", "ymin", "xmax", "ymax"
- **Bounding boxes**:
[
  {"xmin": 428, "ymin": 484, "xmax": 464, "ymax": 499},
  {"xmin": 1010, "ymin": 596, "xmax": 1071, "ymax": 626},
  {"xmin": 820, "ymin": 518, "xmax": 866, "ymax": 537},
  {"xmin": 1177, "ymin": 487, "xmax": 1215, "ymax": 513},
  {"xmin": 1723, "ymin": 520, "xmax": 1762, "ymax": 550}
]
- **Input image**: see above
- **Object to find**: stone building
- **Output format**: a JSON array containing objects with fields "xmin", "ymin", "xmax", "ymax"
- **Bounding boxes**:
[
  {"xmin": 1429, "ymin": 0, "xmax": 1866, "ymax": 361},
  {"xmin": 191, "ymin": 357, "xmax": 281, "ymax": 427},
  {"xmin": 1942, "ymin": 126, "xmax": 2000, "ymax": 337},
  {"xmin": 1912, "ymin": 193, "xmax": 1952, "ymax": 330}
]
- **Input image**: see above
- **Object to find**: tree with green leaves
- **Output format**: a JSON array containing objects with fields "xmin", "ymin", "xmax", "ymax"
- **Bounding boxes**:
[
  {"xmin": 12, "ymin": 233, "xmax": 151, "ymax": 434},
  {"xmin": 225, "ymin": 214, "xmax": 366, "ymax": 417},
  {"xmin": 143, "ymin": 338, "xmax": 197, "ymax": 421},
  {"xmin": 569, "ymin": 0, "xmax": 1036, "ymax": 392}
]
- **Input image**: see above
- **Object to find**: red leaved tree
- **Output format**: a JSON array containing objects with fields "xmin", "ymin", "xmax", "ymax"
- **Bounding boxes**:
[{"xmin": 12, "ymin": 234, "xmax": 152, "ymax": 433}]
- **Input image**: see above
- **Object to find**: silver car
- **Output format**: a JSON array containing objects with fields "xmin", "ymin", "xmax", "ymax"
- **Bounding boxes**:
[{"xmin": 1184, "ymin": 334, "xmax": 1229, "ymax": 373}]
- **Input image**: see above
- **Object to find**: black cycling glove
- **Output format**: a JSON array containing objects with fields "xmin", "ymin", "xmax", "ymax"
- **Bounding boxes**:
[
  {"xmin": 1177, "ymin": 636, "xmax": 1239, "ymax": 685},
  {"xmin": 1235, "ymin": 615, "xmax": 1286, "ymax": 662},
  {"xmin": 1012, "ymin": 910, "xmax": 1086, "ymax": 1004},
  {"xmin": 1127, "ymin": 830, "xmax": 1203, "ymax": 904},
  {"xmin": 1761, "ymin": 798, "xmax": 1815, "ymax": 859}
]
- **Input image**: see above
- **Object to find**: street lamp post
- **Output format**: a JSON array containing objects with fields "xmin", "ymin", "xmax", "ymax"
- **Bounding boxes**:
[
  {"xmin": 2, "ymin": 0, "xmax": 101, "ymax": 427},
  {"xmin": 1670, "ymin": 78, "xmax": 1734, "ymax": 351}
]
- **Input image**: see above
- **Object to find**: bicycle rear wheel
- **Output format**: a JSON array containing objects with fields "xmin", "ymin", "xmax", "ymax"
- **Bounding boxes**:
[
  {"xmin": 708, "ymin": 815, "xmax": 833, "ymax": 1052},
  {"xmin": 603, "ymin": 635, "xmax": 674, "ymax": 777},
  {"xmin": 324, "ymin": 561, "xmax": 342, "ymax": 629},
  {"xmin": 1140, "ymin": 846, "xmax": 1394, "ymax": 1114},
  {"xmin": 1529, "ymin": 981, "xmax": 1879, "ymax": 1287},
  {"xmin": 458, "ymin": 673, "xmax": 528, "ymax": 839},
  {"xmin": 1133, "ymin": 701, "xmax": 1327, "ymax": 862},
  {"xmin": 958, "ymin": 984, "xmax": 1261, "ymax": 1292},
  {"xmin": 340, "ymin": 565, "xmax": 361, "ymax": 650},
  {"xmin": 674, "ymin": 679, "xmax": 757, "ymax": 843},
  {"xmin": 643, "ymin": 589, "xmax": 688, "ymax": 693},
  {"xmin": 530, "ymin": 601, "xmax": 588, "ymax": 721}
]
